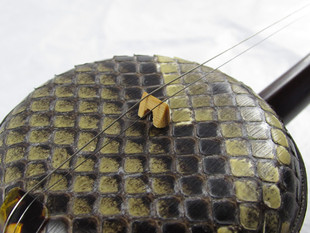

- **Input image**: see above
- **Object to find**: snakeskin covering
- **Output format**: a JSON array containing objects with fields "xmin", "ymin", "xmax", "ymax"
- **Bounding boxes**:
[{"xmin": 0, "ymin": 55, "xmax": 307, "ymax": 233}]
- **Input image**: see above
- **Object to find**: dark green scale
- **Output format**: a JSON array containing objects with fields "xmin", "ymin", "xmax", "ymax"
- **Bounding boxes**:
[{"xmin": 0, "ymin": 55, "xmax": 307, "ymax": 233}]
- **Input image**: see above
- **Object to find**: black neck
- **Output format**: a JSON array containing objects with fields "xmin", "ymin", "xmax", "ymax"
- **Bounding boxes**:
[{"xmin": 260, "ymin": 53, "xmax": 310, "ymax": 125}]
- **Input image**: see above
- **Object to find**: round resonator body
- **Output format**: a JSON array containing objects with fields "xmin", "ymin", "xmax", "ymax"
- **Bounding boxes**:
[{"xmin": 0, "ymin": 55, "xmax": 307, "ymax": 233}]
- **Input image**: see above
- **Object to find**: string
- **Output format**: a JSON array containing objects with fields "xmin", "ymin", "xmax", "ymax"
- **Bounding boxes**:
[{"xmin": 4, "ymin": 3, "xmax": 310, "ymax": 233}]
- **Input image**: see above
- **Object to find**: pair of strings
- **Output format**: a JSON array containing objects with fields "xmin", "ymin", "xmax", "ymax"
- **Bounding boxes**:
[{"xmin": 4, "ymin": 3, "xmax": 310, "ymax": 233}]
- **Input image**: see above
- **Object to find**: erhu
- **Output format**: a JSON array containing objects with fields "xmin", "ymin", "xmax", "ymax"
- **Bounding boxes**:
[{"xmin": 0, "ymin": 2, "xmax": 309, "ymax": 233}]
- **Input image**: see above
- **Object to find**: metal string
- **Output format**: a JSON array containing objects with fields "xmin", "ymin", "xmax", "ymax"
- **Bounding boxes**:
[{"xmin": 4, "ymin": 3, "xmax": 310, "ymax": 232}]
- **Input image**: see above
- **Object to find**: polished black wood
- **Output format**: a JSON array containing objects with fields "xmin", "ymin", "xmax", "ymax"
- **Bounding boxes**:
[{"xmin": 260, "ymin": 53, "xmax": 310, "ymax": 125}]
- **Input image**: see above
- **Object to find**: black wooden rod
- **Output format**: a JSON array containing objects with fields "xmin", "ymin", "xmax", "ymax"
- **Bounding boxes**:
[{"xmin": 260, "ymin": 53, "xmax": 310, "ymax": 125}]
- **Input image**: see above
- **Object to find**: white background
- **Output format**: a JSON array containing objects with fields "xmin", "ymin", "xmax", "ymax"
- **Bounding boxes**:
[{"xmin": 0, "ymin": 0, "xmax": 310, "ymax": 231}]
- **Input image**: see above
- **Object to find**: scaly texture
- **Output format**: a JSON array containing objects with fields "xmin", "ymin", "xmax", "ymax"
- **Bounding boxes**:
[{"xmin": 0, "ymin": 55, "xmax": 307, "ymax": 233}]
